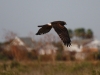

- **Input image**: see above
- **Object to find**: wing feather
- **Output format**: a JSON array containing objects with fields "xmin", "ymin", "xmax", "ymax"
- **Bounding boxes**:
[
  {"xmin": 36, "ymin": 25, "xmax": 52, "ymax": 35},
  {"xmin": 52, "ymin": 24, "xmax": 71, "ymax": 47}
]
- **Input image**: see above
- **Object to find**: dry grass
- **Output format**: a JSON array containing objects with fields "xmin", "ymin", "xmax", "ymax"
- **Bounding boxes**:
[{"xmin": 0, "ymin": 60, "xmax": 100, "ymax": 75}]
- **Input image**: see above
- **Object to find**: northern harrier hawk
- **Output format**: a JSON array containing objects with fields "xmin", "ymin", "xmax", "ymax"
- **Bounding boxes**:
[{"xmin": 36, "ymin": 21, "xmax": 71, "ymax": 47}]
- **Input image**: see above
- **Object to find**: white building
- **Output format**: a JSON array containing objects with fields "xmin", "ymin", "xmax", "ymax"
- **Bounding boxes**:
[
  {"xmin": 85, "ymin": 39, "xmax": 100, "ymax": 49},
  {"xmin": 3, "ymin": 36, "xmax": 35, "ymax": 52},
  {"xmin": 38, "ymin": 44, "xmax": 57, "ymax": 55}
]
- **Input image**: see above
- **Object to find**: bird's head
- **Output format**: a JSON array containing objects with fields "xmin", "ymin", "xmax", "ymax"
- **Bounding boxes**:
[
  {"xmin": 59, "ymin": 21, "xmax": 67, "ymax": 25},
  {"xmin": 64, "ymin": 22, "xmax": 67, "ymax": 25}
]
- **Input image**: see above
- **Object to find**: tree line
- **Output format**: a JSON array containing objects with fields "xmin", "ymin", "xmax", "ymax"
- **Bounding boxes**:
[
  {"xmin": 1, "ymin": 28, "xmax": 94, "ymax": 42},
  {"xmin": 68, "ymin": 28, "xmax": 93, "ymax": 39}
]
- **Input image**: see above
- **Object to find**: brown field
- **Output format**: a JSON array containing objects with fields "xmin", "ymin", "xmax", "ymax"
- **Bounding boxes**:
[{"xmin": 0, "ymin": 60, "xmax": 100, "ymax": 75}]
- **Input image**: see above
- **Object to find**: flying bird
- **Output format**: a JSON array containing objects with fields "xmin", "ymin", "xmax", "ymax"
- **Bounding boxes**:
[{"xmin": 36, "ymin": 21, "xmax": 71, "ymax": 47}]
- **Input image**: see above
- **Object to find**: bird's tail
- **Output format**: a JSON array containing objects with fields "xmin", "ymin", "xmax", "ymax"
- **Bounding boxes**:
[{"xmin": 38, "ymin": 25, "xmax": 44, "ymax": 27}]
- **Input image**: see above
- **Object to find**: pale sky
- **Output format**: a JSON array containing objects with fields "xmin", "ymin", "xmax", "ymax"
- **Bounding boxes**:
[{"xmin": 0, "ymin": 0, "xmax": 100, "ymax": 42}]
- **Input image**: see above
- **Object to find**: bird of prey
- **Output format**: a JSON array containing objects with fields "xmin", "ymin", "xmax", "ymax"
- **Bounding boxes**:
[{"xmin": 36, "ymin": 21, "xmax": 71, "ymax": 47}]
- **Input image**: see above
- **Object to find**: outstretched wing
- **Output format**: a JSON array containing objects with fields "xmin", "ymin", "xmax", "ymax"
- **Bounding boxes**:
[
  {"xmin": 36, "ymin": 25, "xmax": 52, "ymax": 35},
  {"xmin": 52, "ymin": 24, "xmax": 71, "ymax": 47}
]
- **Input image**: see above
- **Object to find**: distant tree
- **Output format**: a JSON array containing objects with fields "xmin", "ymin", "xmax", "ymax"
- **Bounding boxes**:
[
  {"xmin": 68, "ymin": 29, "xmax": 73, "ymax": 38},
  {"xmin": 74, "ymin": 28, "xmax": 86, "ymax": 39},
  {"xmin": 85, "ymin": 29, "xmax": 93, "ymax": 39},
  {"xmin": 3, "ymin": 29, "xmax": 18, "ymax": 41}
]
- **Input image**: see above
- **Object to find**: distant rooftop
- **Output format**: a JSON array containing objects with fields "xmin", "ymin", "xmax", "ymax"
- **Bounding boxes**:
[
  {"xmin": 72, "ymin": 39, "xmax": 93, "ymax": 45},
  {"xmin": 20, "ymin": 37, "xmax": 34, "ymax": 48}
]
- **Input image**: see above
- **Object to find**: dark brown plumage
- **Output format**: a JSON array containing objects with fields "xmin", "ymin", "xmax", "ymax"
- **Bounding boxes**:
[{"xmin": 36, "ymin": 21, "xmax": 71, "ymax": 47}]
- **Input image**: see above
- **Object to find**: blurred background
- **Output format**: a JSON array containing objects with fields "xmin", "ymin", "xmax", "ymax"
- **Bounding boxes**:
[{"xmin": 0, "ymin": 0, "xmax": 100, "ymax": 75}]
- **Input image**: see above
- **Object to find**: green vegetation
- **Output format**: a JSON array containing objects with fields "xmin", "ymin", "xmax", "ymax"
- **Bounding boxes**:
[
  {"xmin": 0, "ymin": 61, "xmax": 100, "ymax": 75},
  {"xmin": 0, "ymin": 52, "xmax": 9, "ymax": 61},
  {"xmin": 68, "ymin": 28, "xmax": 93, "ymax": 39}
]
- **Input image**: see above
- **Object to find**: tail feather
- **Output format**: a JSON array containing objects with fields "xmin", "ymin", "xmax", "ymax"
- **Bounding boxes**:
[
  {"xmin": 36, "ymin": 32, "xmax": 39, "ymax": 35},
  {"xmin": 38, "ymin": 25, "xmax": 44, "ymax": 27}
]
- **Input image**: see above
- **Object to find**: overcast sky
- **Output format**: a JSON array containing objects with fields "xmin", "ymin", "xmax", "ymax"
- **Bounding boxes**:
[{"xmin": 0, "ymin": 0, "xmax": 100, "ymax": 42}]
